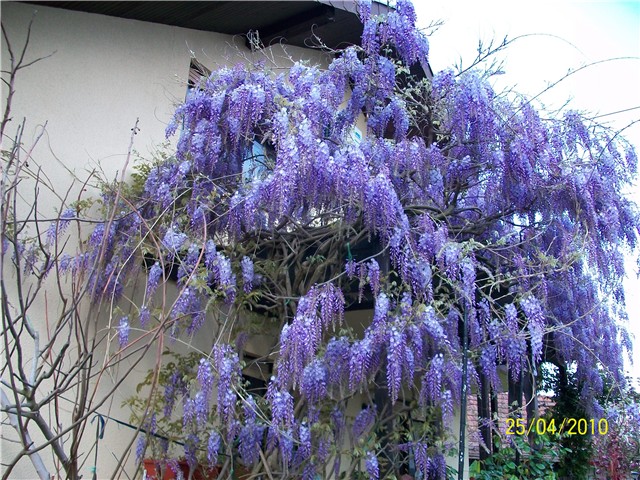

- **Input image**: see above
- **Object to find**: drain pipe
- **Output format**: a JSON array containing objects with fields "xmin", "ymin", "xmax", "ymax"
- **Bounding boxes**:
[{"xmin": 457, "ymin": 304, "xmax": 468, "ymax": 480}]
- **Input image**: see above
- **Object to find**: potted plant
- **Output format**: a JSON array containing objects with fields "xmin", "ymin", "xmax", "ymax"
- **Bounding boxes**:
[
  {"xmin": 125, "ymin": 351, "xmax": 221, "ymax": 480},
  {"xmin": 124, "ymin": 349, "xmax": 260, "ymax": 480},
  {"xmin": 142, "ymin": 458, "xmax": 219, "ymax": 480}
]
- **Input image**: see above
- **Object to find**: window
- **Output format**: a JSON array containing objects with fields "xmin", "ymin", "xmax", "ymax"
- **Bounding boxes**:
[
  {"xmin": 242, "ymin": 140, "xmax": 274, "ymax": 183},
  {"xmin": 187, "ymin": 58, "xmax": 210, "ymax": 95},
  {"xmin": 241, "ymin": 351, "xmax": 273, "ymax": 397}
]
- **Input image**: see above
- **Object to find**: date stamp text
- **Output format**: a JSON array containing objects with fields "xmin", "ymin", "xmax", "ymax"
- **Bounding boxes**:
[{"xmin": 505, "ymin": 418, "xmax": 609, "ymax": 436}]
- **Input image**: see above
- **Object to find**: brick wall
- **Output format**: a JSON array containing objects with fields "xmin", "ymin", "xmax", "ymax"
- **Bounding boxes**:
[{"xmin": 466, "ymin": 393, "xmax": 555, "ymax": 459}]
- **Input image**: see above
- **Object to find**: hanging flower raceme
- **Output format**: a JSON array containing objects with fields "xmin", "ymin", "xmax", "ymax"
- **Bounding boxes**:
[
  {"xmin": 117, "ymin": 316, "xmax": 129, "ymax": 348},
  {"xmin": 365, "ymin": 451, "xmax": 379, "ymax": 480},
  {"xmin": 276, "ymin": 284, "xmax": 344, "ymax": 388},
  {"xmin": 520, "ymin": 295, "xmax": 545, "ymax": 364},
  {"xmin": 212, "ymin": 345, "xmax": 241, "ymax": 434},
  {"xmin": 73, "ymin": 0, "xmax": 640, "ymax": 476}
]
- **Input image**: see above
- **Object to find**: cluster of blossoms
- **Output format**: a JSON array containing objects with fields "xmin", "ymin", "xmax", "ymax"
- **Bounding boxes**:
[
  {"xmin": 74, "ymin": 0, "xmax": 639, "ymax": 477},
  {"xmin": 117, "ymin": 316, "xmax": 129, "ymax": 348}
]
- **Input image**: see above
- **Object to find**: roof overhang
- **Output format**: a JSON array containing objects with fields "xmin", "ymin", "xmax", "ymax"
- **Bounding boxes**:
[
  {"xmin": 19, "ymin": 1, "xmax": 370, "ymax": 51},
  {"xmin": 18, "ymin": 0, "xmax": 432, "ymax": 78}
]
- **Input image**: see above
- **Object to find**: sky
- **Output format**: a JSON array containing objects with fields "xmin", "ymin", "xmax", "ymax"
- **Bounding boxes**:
[{"xmin": 413, "ymin": 0, "xmax": 640, "ymax": 387}]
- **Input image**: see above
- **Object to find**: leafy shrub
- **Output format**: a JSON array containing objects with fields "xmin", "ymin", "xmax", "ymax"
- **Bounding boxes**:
[
  {"xmin": 469, "ymin": 433, "xmax": 568, "ymax": 480},
  {"xmin": 591, "ymin": 400, "xmax": 640, "ymax": 480}
]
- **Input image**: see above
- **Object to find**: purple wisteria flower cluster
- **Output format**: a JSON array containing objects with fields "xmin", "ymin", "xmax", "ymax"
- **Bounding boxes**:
[{"xmin": 81, "ymin": 0, "xmax": 640, "ymax": 477}]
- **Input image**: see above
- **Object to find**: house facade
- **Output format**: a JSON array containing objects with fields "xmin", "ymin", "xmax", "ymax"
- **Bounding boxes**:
[{"xmin": 1, "ymin": 2, "xmax": 469, "ymax": 479}]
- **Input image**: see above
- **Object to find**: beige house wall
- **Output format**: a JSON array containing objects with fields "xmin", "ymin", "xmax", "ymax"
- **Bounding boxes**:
[
  {"xmin": 1, "ymin": 3, "xmax": 468, "ymax": 479},
  {"xmin": 0, "ymin": 3, "xmax": 330, "ymax": 479}
]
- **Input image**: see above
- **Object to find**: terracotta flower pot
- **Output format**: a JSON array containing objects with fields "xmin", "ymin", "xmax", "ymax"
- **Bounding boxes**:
[
  {"xmin": 142, "ymin": 460, "xmax": 252, "ymax": 480},
  {"xmin": 142, "ymin": 459, "xmax": 219, "ymax": 480}
]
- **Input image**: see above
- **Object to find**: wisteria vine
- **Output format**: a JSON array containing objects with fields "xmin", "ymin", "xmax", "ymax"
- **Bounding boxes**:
[{"xmin": 70, "ymin": 0, "xmax": 640, "ymax": 477}]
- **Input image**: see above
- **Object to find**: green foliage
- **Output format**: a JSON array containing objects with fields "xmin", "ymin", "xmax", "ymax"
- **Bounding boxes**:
[
  {"xmin": 469, "ymin": 434, "xmax": 568, "ymax": 480},
  {"xmin": 539, "ymin": 364, "xmax": 594, "ymax": 480}
]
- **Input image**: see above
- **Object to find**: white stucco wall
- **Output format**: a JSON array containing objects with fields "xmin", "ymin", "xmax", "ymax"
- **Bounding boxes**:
[
  {"xmin": 1, "ymin": 4, "xmax": 470, "ymax": 479},
  {"xmin": 1, "ymin": 2, "xmax": 331, "ymax": 185}
]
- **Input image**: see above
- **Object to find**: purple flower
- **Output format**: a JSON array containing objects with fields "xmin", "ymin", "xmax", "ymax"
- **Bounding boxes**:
[
  {"xmin": 441, "ymin": 389, "xmax": 454, "ymax": 424},
  {"xmin": 59, "ymin": 253, "xmax": 73, "ymax": 273},
  {"xmin": 294, "ymin": 422, "xmax": 312, "ymax": 468},
  {"xmin": 146, "ymin": 262, "xmax": 163, "ymax": 297},
  {"xmin": 139, "ymin": 305, "xmax": 151, "ymax": 328},
  {"xmin": 207, "ymin": 430, "xmax": 221, "ymax": 464},
  {"xmin": 521, "ymin": 295, "xmax": 544, "ymax": 363},
  {"xmin": 460, "ymin": 256, "xmax": 476, "ymax": 299},
  {"xmin": 345, "ymin": 259, "xmax": 357, "ymax": 278},
  {"xmin": 365, "ymin": 451, "xmax": 379, "ymax": 480},
  {"xmin": 21, "ymin": 244, "xmax": 40, "ymax": 275},
  {"xmin": 239, "ymin": 420, "xmax": 265, "ymax": 466},
  {"xmin": 324, "ymin": 337, "xmax": 350, "ymax": 387},
  {"xmin": 163, "ymin": 374, "xmax": 178, "ymax": 417},
  {"xmin": 135, "ymin": 435, "xmax": 146, "ymax": 464},
  {"xmin": 479, "ymin": 345, "xmax": 500, "ymax": 390},
  {"xmin": 194, "ymin": 391, "xmax": 208, "ymax": 424},
  {"xmin": 409, "ymin": 257, "xmax": 432, "ymax": 297},
  {"xmin": 372, "ymin": 292, "xmax": 390, "ymax": 327},
  {"xmin": 178, "ymin": 160, "xmax": 191, "ymax": 176},
  {"xmin": 228, "ymin": 84, "xmax": 267, "ymax": 144},
  {"xmin": 430, "ymin": 453, "xmax": 447, "ymax": 478},
  {"xmin": 241, "ymin": 256, "xmax": 254, "ymax": 292},
  {"xmin": 242, "ymin": 394, "xmax": 259, "ymax": 422},
  {"xmin": 420, "ymin": 353, "xmax": 443, "ymax": 406},
  {"xmin": 46, "ymin": 207, "xmax": 75, "ymax": 245},
  {"xmin": 349, "ymin": 336, "xmax": 374, "ymax": 391},
  {"xmin": 276, "ymin": 285, "xmax": 344, "ymax": 388},
  {"xmin": 277, "ymin": 428, "xmax": 294, "ymax": 466},
  {"xmin": 198, "ymin": 359, "xmax": 214, "ymax": 401},
  {"xmin": 213, "ymin": 345, "xmax": 241, "ymax": 427},
  {"xmin": 62, "ymin": 0, "xmax": 640, "ymax": 460},
  {"xmin": 166, "ymin": 459, "xmax": 182, "ymax": 480},
  {"xmin": 331, "ymin": 406, "xmax": 345, "ymax": 438},
  {"xmin": 171, "ymin": 287, "xmax": 203, "ymax": 325},
  {"xmin": 387, "ymin": 325, "xmax": 404, "ymax": 403},
  {"xmin": 414, "ymin": 442, "xmax": 430, "ymax": 478},
  {"xmin": 117, "ymin": 316, "xmax": 129, "ymax": 347},
  {"xmin": 353, "ymin": 406, "xmax": 375, "ymax": 440},
  {"xmin": 301, "ymin": 359, "xmax": 327, "ymax": 404},
  {"xmin": 268, "ymin": 388, "xmax": 294, "ymax": 428},
  {"xmin": 317, "ymin": 435, "xmax": 331, "ymax": 463},
  {"xmin": 184, "ymin": 434, "xmax": 199, "ymax": 469},
  {"xmin": 183, "ymin": 396, "xmax": 195, "ymax": 428},
  {"xmin": 318, "ymin": 283, "xmax": 345, "ymax": 328},
  {"xmin": 146, "ymin": 414, "xmax": 157, "ymax": 435},
  {"xmin": 504, "ymin": 303, "xmax": 526, "ymax": 380},
  {"xmin": 213, "ymin": 253, "xmax": 236, "ymax": 303},
  {"xmin": 162, "ymin": 225, "xmax": 188, "ymax": 252},
  {"xmin": 421, "ymin": 306, "xmax": 445, "ymax": 341},
  {"xmin": 205, "ymin": 239, "xmax": 216, "ymax": 269}
]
